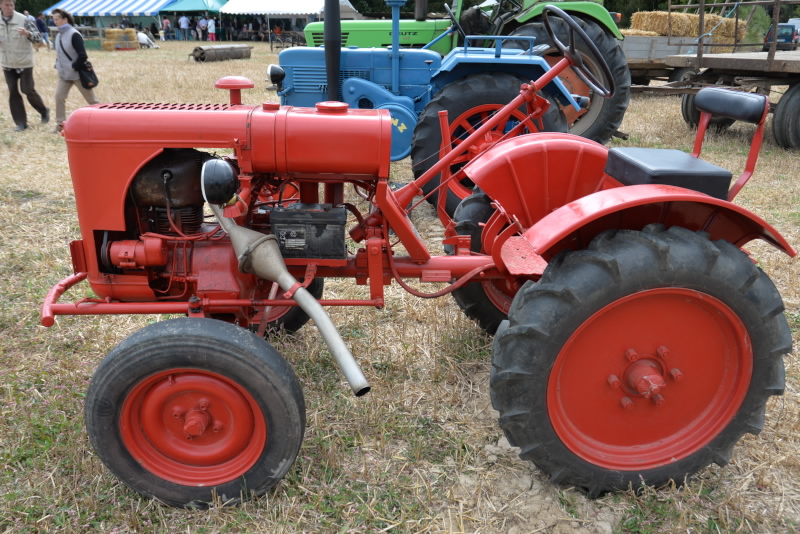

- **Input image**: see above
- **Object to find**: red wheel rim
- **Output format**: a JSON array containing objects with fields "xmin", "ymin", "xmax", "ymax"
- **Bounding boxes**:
[
  {"xmin": 446, "ymin": 104, "xmax": 536, "ymax": 201},
  {"xmin": 120, "ymin": 369, "xmax": 267, "ymax": 485},
  {"xmin": 547, "ymin": 288, "xmax": 752, "ymax": 470}
]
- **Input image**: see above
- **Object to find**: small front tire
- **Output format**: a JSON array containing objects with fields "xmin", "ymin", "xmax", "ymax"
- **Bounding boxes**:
[{"xmin": 85, "ymin": 318, "xmax": 306, "ymax": 507}]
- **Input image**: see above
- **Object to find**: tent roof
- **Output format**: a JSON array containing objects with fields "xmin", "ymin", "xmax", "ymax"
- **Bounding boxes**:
[
  {"xmin": 161, "ymin": 0, "xmax": 226, "ymax": 13},
  {"xmin": 220, "ymin": 0, "xmax": 357, "ymax": 16},
  {"xmin": 44, "ymin": 0, "xmax": 175, "ymax": 16}
]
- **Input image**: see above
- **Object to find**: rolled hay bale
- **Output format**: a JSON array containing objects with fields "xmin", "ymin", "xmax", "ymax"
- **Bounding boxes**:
[{"xmin": 190, "ymin": 44, "xmax": 253, "ymax": 62}]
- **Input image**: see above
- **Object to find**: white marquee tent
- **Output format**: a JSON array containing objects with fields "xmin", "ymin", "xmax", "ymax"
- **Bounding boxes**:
[{"xmin": 220, "ymin": 0, "xmax": 360, "ymax": 19}]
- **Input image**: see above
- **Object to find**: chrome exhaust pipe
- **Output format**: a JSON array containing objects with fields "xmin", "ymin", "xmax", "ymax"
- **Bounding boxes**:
[{"xmin": 210, "ymin": 204, "xmax": 370, "ymax": 396}]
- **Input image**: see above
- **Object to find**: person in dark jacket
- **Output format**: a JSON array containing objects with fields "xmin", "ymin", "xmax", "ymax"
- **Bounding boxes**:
[
  {"xmin": 35, "ymin": 13, "xmax": 50, "ymax": 50},
  {"xmin": 52, "ymin": 8, "xmax": 98, "ymax": 133}
]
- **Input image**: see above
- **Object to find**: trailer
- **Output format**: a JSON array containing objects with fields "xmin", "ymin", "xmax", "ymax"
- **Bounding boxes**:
[
  {"xmin": 665, "ymin": 49, "xmax": 800, "ymax": 149},
  {"xmin": 621, "ymin": 34, "xmax": 706, "ymax": 85}
]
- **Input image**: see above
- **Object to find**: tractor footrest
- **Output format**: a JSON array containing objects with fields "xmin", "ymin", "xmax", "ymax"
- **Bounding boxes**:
[{"xmin": 605, "ymin": 147, "xmax": 732, "ymax": 200}]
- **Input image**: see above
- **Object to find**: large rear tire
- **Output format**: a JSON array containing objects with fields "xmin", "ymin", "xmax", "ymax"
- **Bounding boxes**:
[
  {"xmin": 491, "ymin": 225, "xmax": 789, "ymax": 495},
  {"xmin": 411, "ymin": 72, "xmax": 567, "ymax": 217},
  {"xmin": 771, "ymin": 83, "xmax": 800, "ymax": 149},
  {"xmin": 504, "ymin": 18, "xmax": 630, "ymax": 145},
  {"xmin": 85, "ymin": 318, "xmax": 306, "ymax": 507}
]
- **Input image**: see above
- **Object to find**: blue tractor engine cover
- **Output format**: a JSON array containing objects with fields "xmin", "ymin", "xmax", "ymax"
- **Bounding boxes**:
[{"xmin": 275, "ymin": 42, "xmax": 576, "ymax": 160}]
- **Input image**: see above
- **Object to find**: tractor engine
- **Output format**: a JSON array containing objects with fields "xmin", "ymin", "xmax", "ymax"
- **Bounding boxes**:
[{"xmin": 63, "ymin": 85, "xmax": 392, "ymax": 322}]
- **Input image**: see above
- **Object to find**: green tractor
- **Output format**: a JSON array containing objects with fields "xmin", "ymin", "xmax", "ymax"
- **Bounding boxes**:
[{"xmin": 303, "ymin": 0, "xmax": 630, "ymax": 145}]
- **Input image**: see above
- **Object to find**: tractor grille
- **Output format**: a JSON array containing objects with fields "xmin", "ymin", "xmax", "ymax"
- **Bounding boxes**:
[
  {"xmin": 98, "ymin": 103, "xmax": 230, "ymax": 111},
  {"xmin": 307, "ymin": 31, "xmax": 349, "ymax": 47},
  {"xmin": 290, "ymin": 67, "xmax": 371, "ymax": 94}
]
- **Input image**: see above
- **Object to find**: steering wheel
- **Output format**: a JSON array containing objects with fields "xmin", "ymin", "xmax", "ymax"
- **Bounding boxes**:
[
  {"xmin": 542, "ymin": 5, "xmax": 614, "ymax": 98},
  {"xmin": 444, "ymin": 3, "xmax": 467, "ymax": 43}
]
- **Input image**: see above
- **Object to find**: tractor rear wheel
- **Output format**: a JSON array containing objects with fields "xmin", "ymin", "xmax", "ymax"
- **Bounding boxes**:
[
  {"xmin": 411, "ymin": 72, "xmax": 567, "ymax": 217},
  {"xmin": 448, "ymin": 190, "xmax": 512, "ymax": 335},
  {"xmin": 85, "ymin": 318, "xmax": 305, "ymax": 507},
  {"xmin": 504, "ymin": 17, "xmax": 630, "ymax": 145},
  {"xmin": 491, "ymin": 225, "xmax": 789, "ymax": 495}
]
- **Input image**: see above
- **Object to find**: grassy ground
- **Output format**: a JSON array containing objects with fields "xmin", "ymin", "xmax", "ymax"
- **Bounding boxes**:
[{"xmin": 0, "ymin": 41, "xmax": 798, "ymax": 533}]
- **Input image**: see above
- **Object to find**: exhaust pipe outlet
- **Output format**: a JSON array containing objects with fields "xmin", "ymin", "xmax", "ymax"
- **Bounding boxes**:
[{"xmin": 210, "ymin": 204, "xmax": 370, "ymax": 396}]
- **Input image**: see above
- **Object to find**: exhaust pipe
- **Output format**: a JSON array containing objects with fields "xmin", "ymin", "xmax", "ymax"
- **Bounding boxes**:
[{"xmin": 210, "ymin": 204, "xmax": 370, "ymax": 396}]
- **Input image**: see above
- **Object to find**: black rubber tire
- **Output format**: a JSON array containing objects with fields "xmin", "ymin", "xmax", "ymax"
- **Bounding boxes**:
[
  {"xmin": 411, "ymin": 72, "xmax": 567, "ymax": 217},
  {"xmin": 681, "ymin": 90, "xmax": 735, "ymax": 132},
  {"xmin": 504, "ymin": 18, "xmax": 631, "ymax": 145},
  {"xmin": 85, "ymin": 318, "xmax": 306, "ymax": 507},
  {"xmin": 668, "ymin": 67, "xmax": 697, "ymax": 84},
  {"xmin": 258, "ymin": 278, "xmax": 324, "ymax": 335},
  {"xmin": 491, "ymin": 225, "xmax": 789, "ymax": 496},
  {"xmin": 771, "ymin": 83, "xmax": 800, "ymax": 149},
  {"xmin": 448, "ymin": 190, "xmax": 509, "ymax": 335}
]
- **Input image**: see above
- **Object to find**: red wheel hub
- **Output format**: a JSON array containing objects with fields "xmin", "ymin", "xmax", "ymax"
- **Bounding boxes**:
[
  {"xmin": 547, "ymin": 288, "xmax": 752, "ymax": 470},
  {"xmin": 120, "ymin": 369, "xmax": 267, "ymax": 486}
]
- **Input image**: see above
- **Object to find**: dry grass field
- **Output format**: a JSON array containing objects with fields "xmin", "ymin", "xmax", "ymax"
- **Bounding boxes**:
[{"xmin": 0, "ymin": 41, "xmax": 798, "ymax": 533}]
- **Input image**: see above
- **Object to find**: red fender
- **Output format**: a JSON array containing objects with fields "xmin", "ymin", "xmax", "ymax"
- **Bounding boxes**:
[
  {"xmin": 464, "ymin": 132, "xmax": 611, "ymax": 228},
  {"xmin": 500, "ymin": 185, "xmax": 796, "ymax": 275},
  {"xmin": 460, "ymin": 133, "xmax": 794, "ymax": 274}
]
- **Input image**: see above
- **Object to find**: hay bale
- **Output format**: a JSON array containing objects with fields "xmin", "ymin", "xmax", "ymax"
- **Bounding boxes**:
[
  {"xmin": 629, "ymin": 11, "xmax": 746, "ymax": 39},
  {"xmin": 102, "ymin": 28, "xmax": 138, "ymax": 50},
  {"xmin": 621, "ymin": 29, "xmax": 660, "ymax": 37}
]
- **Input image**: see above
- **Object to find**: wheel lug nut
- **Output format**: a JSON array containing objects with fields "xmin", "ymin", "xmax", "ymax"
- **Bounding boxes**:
[
  {"xmin": 171, "ymin": 406, "xmax": 184, "ymax": 419},
  {"xmin": 657, "ymin": 346, "xmax": 670, "ymax": 360},
  {"xmin": 607, "ymin": 374, "xmax": 621, "ymax": 389},
  {"xmin": 652, "ymin": 393, "xmax": 665, "ymax": 407},
  {"xmin": 198, "ymin": 398, "xmax": 209, "ymax": 410},
  {"xmin": 670, "ymin": 368, "xmax": 684, "ymax": 382},
  {"xmin": 625, "ymin": 349, "xmax": 639, "ymax": 362},
  {"xmin": 620, "ymin": 397, "xmax": 634, "ymax": 410},
  {"xmin": 212, "ymin": 421, "xmax": 224, "ymax": 432}
]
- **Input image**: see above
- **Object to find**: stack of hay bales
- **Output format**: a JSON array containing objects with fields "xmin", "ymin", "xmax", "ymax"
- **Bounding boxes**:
[
  {"xmin": 102, "ymin": 28, "xmax": 138, "ymax": 51},
  {"xmin": 623, "ymin": 11, "xmax": 748, "ymax": 52}
]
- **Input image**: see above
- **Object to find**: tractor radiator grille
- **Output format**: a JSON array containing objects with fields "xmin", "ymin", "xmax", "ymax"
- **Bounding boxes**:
[
  {"xmin": 307, "ymin": 31, "xmax": 349, "ymax": 47},
  {"xmin": 290, "ymin": 67, "xmax": 371, "ymax": 94},
  {"xmin": 98, "ymin": 103, "xmax": 230, "ymax": 111}
]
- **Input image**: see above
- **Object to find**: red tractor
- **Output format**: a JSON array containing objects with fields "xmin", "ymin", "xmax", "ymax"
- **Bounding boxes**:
[{"xmin": 42, "ymin": 8, "xmax": 793, "ymax": 507}]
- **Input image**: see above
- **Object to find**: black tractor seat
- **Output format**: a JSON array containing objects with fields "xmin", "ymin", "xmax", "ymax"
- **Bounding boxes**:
[{"xmin": 604, "ymin": 87, "xmax": 769, "ymax": 201}]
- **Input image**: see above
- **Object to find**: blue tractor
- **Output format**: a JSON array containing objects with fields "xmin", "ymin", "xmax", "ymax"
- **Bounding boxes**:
[{"xmin": 267, "ymin": 0, "xmax": 591, "ymax": 215}]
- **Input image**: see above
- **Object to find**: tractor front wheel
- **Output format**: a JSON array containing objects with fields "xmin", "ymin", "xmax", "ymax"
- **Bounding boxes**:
[
  {"xmin": 411, "ymin": 72, "xmax": 567, "ymax": 218},
  {"xmin": 448, "ymin": 190, "xmax": 513, "ymax": 335},
  {"xmin": 85, "ymin": 318, "xmax": 305, "ymax": 507},
  {"xmin": 491, "ymin": 225, "xmax": 789, "ymax": 495}
]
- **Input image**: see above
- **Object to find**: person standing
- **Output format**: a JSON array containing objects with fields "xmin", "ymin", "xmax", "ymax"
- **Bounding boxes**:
[
  {"xmin": 161, "ymin": 15, "xmax": 170, "ymax": 40},
  {"xmin": 178, "ymin": 13, "xmax": 188, "ymax": 40},
  {"xmin": 35, "ymin": 12, "xmax": 50, "ymax": 49},
  {"xmin": 197, "ymin": 15, "xmax": 207, "ymax": 41},
  {"xmin": 51, "ymin": 8, "xmax": 98, "ymax": 133},
  {"xmin": 207, "ymin": 17, "xmax": 215, "ymax": 41},
  {"xmin": 0, "ymin": 0, "xmax": 48, "ymax": 131}
]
